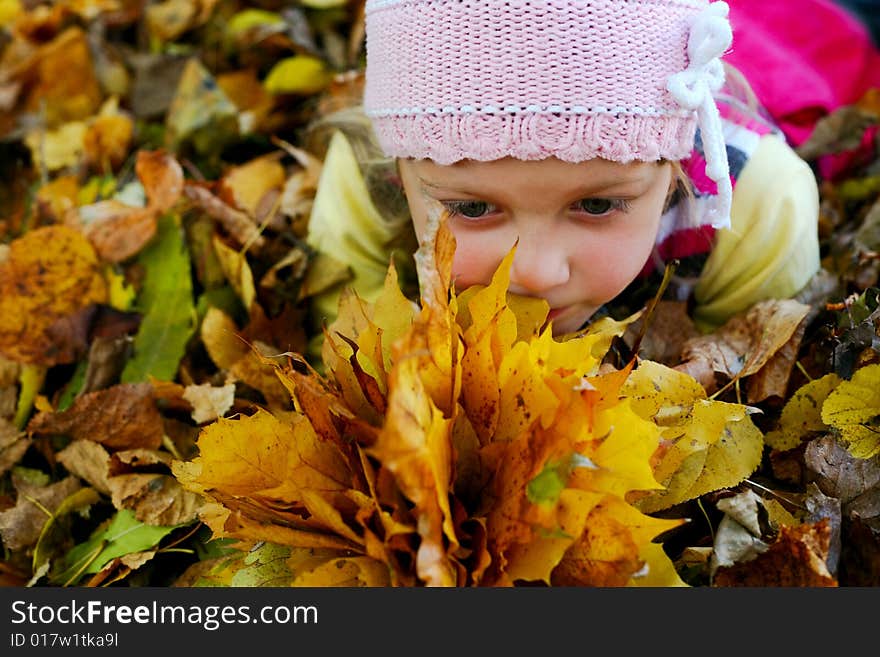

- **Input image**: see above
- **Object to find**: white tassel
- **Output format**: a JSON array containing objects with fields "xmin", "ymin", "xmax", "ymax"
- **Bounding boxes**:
[{"xmin": 667, "ymin": 1, "xmax": 734, "ymax": 230}]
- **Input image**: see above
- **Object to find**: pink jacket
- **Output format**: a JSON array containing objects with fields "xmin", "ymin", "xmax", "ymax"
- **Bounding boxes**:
[{"xmin": 725, "ymin": 0, "xmax": 880, "ymax": 148}]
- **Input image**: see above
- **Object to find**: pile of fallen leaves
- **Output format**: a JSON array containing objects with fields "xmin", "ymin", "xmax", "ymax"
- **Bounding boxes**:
[{"xmin": 1, "ymin": 0, "xmax": 880, "ymax": 587}]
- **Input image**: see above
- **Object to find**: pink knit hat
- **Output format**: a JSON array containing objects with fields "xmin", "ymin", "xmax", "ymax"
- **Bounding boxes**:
[{"xmin": 364, "ymin": 0, "xmax": 735, "ymax": 229}]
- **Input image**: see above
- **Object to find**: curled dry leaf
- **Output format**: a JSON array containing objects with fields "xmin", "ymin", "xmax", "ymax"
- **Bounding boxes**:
[
  {"xmin": 107, "ymin": 473, "xmax": 203, "ymax": 526},
  {"xmin": 75, "ymin": 149, "xmax": 184, "ymax": 263},
  {"xmin": 0, "ymin": 418, "xmax": 29, "ymax": 476},
  {"xmin": 713, "ymin": 520, "xmax": 837, "ymax": 587},
  {"xmin": 184, "ymin": 184, "xmax": 267, "ymax": 250},
  {"xmin": 680, "ymin": 299, "xmax": 811, "ymax": 400}
]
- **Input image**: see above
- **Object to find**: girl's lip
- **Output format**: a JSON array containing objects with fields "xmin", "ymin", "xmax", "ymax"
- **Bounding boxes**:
[{"xmin": 547, "ymin": 306, "xmax": 569, "ymax": 321}]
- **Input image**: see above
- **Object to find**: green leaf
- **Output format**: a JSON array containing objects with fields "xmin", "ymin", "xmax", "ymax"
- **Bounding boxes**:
[
  {"xmin": 121, "ymin": 213, "xmax": 196, "ymax": 383},
  {"xmin": 56, "ymin": 360, "xmax": 88, "ymax": 412},
  {"xmin": 230, "ymin": 542, "xmax": 295, "ymax": 587},
  {"xmin": 53, "ymin": 509, "xmax": 185, "ymax": 583},
  {"xmin": 32, "ymin": 487, "xmax": 102, "ymax": 577},
  {"xmin": 14, "ymin": 364, "xmax": 46, "ymax": 429},
  {"xmin": 526, "ymin": 461, "xmax": 567, "ymax": 506}
]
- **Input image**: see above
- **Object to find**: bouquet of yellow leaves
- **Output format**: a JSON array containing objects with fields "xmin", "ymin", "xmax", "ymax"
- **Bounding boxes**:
[{"xmin": 172, "ymin": 207, "xmax": 764, "ymax": 587}]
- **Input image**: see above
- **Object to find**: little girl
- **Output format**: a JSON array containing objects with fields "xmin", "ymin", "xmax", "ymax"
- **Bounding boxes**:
[{"xmin": 305, "ymin": 0, "xmax": 821, "ymax": 347}]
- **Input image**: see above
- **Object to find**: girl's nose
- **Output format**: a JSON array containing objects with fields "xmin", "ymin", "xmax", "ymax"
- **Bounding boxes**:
[{"xmin": 509, "ymin": 235, "xmax": 571, "ymax": 294}]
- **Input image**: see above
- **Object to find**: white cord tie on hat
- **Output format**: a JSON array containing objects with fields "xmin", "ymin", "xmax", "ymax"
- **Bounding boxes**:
[{"xmin": 667, "ymin": 1, "xmax": 734, "ymax": 230}]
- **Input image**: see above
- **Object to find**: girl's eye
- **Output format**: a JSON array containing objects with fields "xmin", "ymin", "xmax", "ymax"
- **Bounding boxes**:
[
  {"xmin": 442, "ymin": 200, "xmax": 497, "ymax": 219},
  {"xmin": 576, "ymin": 198, "xmax": 629, "ymax": 215}
]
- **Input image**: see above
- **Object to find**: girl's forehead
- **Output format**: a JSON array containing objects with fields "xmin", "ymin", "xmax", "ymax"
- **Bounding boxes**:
[{"xmin": 404, "ymin": 157, "xmax": 664, "ymax": 193}]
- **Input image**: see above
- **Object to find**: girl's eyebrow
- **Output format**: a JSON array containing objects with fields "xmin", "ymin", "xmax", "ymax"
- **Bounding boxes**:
[{"xmin": 417, "ymin": 175, "xmax": 649, "ymax": 196}]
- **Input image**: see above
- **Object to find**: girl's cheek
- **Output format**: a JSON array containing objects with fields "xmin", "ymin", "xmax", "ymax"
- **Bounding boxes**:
[{"xmin": 449, "ymin": 229, "xmax": 507, "ymax": 288}]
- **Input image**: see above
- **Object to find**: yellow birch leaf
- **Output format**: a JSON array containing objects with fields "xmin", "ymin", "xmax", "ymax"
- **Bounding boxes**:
[
  {"xmin": 0, "ymin": 225, "xmax": 107, "ymax": 365},
  {"xmin": 624, "ymin": 361, "xmax": 764, "ymax": 512},
  {"xmin": 821, "ymin": 363, "xmax": 880, "ymax": 458},
  {"xmin": 765, "ymin": 373, "xmax": 842, "ymax": 452},
  {"xmin": 680, "ymin": 412, "xmax": 764, "ymax": 501},
  {"xmin": 264, "ymin": 56, "xmax": 331, "ymax": 96}
]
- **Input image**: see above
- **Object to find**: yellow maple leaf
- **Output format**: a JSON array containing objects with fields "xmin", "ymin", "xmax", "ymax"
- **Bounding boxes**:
[
  {"xmin": 172, "ymin": 409, "xmax": 365, "ymax": 548},
  {"xmin": 821, "ymin": 363, "xmax": 880, "ymax": 459}
]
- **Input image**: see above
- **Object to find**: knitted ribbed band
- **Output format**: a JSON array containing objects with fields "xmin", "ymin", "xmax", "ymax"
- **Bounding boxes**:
[{"xmin": 364, "ymin": 0, "xmax": 735, "ymax": 229}]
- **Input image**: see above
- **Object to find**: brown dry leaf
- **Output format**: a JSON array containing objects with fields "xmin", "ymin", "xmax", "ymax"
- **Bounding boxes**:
[
  {"xmin": 200, "ymin": 307, "xmax": 291, "ymax": 410},
  {"xmin": 56, "ymin": 439, "xmax": 112, "ymax": 495},
  {"xmin": 713, "ymin": 520, "xmax": 838, "ymax": 587},
  {"xmin": 0, "ymin": 418, "xmax": 29, "ymax": 476},
  {"xmin": 34, "ymin": 175, "xmax": 80, "ymax": 222},
  {"xmin": 804, "ymin": 434, "xmax": 880, "ymax": 508},
  {"xmin": 217, "ymin": 69, "xmax": 277, "ymax": 135},
  {"xmin": 109, "ymin": 448, "xmax": 174, "ymax": 473},
  {"xmin": 27, "ymin": 382, "xmax": 164, "ymax": 450},
  {"xmin": 624, "ymin": 300, "xmax": 699, "ymax": 365},
  {"xmin": 218, "ymin": 152, "xmax": 286, "ymax": 220},
  {"xmin": 0, "ymin": 475, "xmax": 81, "ymax": 551},
  {"xmin": 0, "ymin": 225, "xmax": 107, "ymax": 365},
  {"xmin": 137, "ymin": 149, "xmax": 184, "ymax": 213},
  {"xmin": 746, "ymin": 315, "xmax": 808, "ymax": 403},
  {"xmin": 182, "ymin": 382, "xmax": 235, "ymax": 424},
  {"xmin": 107, "ymin": 473, "xmax": 203, "ymax": 525},
  {"xmin": 681, "ymin": 298, "xmax": 810, "ymax": 397}
]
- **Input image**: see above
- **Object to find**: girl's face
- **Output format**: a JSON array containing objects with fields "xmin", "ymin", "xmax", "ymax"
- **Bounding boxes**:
[{"xmin": 398, "ymin": 156, "xmax": 674, "ymax": 335}]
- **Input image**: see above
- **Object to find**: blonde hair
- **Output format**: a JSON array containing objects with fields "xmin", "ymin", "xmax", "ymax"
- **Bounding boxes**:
[{"xmin": 302, "ymin": 105, "xmax": 414, "ymax": 252}]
